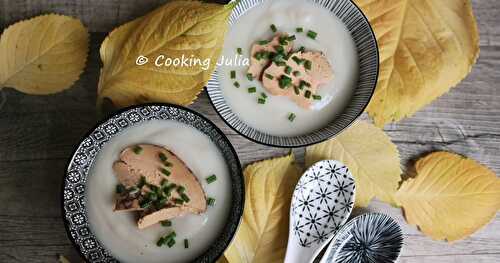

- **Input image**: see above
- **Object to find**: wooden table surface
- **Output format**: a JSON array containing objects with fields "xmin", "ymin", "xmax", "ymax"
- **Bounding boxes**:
[{"xmin": 1, "ymin": 0, "xmax": 499, "ymax": 262}]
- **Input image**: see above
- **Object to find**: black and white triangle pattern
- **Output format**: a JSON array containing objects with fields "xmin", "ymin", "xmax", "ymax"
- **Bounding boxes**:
[{"xmin": 291, "ymin": 160, "xmax": 355, "ymax": 247}]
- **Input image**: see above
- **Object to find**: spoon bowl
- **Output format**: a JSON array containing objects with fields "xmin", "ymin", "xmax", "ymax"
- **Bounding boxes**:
[{"xmin": 284, "ymin": 160, "xmax": 356, "ymax": 263}]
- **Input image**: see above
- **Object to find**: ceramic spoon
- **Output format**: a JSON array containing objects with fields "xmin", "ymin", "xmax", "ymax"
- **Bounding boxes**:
[{"xmin": 284, "ymin": 160, "xmax": 356, "ymax": 263}]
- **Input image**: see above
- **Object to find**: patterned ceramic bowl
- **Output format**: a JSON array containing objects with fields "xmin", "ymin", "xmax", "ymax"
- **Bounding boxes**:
[
  {"xmin": 61, "ymin": 103, "xmax": 244, "ymax": 263},
  {"xmin": 321, "ymin": 213, "xmax": 404, "ymax": 263},
  {"xmin": 207, "ymin": 0, "xmax": 379, "ymax": 147}
]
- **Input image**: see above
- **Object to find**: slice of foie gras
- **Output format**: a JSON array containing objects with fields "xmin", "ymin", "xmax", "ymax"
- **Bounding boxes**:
[
  {"xmin": 248, "ymin": 33, "xmax": 293, "ymax": 80},
  {"xmin": 262, "ymin": 51, "xmax": 333, "ymax": 109},
  {"xmin": 113, "ymin": 144, "xmax": 207, "ymax": 229}
]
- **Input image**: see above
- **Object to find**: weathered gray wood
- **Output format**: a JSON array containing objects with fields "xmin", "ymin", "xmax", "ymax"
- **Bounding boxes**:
[{"xmin": 0, "ymin": 0, "xmax": 499, "ymax": 262}]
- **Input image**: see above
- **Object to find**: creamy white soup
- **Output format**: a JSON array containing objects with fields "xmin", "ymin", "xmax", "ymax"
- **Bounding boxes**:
[
  {"xmin": 86, "ymin": 120, "xmax": 232, "ymax": 263},
  {"xmin": 218, "ymin": 0, "xmax": 359, "ymax": 136}
]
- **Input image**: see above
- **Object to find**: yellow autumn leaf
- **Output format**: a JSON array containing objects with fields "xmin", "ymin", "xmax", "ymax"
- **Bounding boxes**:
[
  {"xmin": 306, "ymin": 121, "xmax": 401, "ymax": 207},
  {"xmin": 0, "ymin": 14, "xmax": 89, "ymax": 94},
  {"xmin": 97, "ymin": 0, "xmax": 236, "ymax": 108},
  {"xmin": 353, "ymin": 0, "xmax": 480, "ymax": 126},
  {"xmin": 395, "ymin": 151, "xmax": 500, "ymax": 242},
  {"xmin": 224, "ymin": 153, "xmax": 302, "ymax": 263}
]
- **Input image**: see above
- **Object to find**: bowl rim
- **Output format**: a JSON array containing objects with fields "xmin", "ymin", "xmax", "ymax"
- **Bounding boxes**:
[
  {"xmin": 206, "ymin": 0, "xmax": 380, "ymax": 148},
  {"xmin": 61, "ymin": 102, "xmax": 245, "ymax": 263}
]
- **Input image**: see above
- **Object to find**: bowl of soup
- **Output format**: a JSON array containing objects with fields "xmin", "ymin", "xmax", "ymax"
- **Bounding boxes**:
[
  {"xmin": 62, "ymin": 104, "xmax": 244, "ymax": 263},
  {"xmin": 207, "ymin": 0, "xmax": 379, "ymax": 147}
]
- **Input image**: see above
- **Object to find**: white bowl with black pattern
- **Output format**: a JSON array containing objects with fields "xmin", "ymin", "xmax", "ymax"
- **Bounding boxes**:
[
  {"xmin": 61, "ymin": 103, "xmax": 244, "ymax": 263},
  {"xmin": 207, "ymin": 0, "xmax": 379, "ymax": 147}
]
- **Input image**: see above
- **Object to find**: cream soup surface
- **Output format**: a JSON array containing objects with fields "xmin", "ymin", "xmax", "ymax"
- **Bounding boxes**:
[
  {"xmin": 218, "ymin": 0, "xmax": 359, "ymax": 136},
  {"xmin": 86, "ymin": 120, "xmax": 232, "ymax": 263}
]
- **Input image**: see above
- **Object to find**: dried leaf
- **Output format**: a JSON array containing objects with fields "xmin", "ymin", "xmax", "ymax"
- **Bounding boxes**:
[
  {"xmin": 395, "ymin": 151, "xmax": 500, "ymax": 242},
  {"xmin": 97, "ymin": 0, "xmax": 236, "ymax": 108},
  {"xmin": 353, "ymin": 0, "xmax": 480, "ymax": 126},
  {"xmin": 224, "ymin": 153, "xmax": 302, "ymax": 263},
  {"xmin": 306, "ymin": 121, "xmax": 401, "ymax": 207},
  {"xmin": 0, "ymin": 14, "xmax": 89, "ymax": 94}
]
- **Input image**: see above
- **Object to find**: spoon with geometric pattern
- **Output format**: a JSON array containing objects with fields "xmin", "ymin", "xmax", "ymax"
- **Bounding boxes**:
[{"xmin": 284, "ymin": 160, "xmax": 356, "ymax": 263}]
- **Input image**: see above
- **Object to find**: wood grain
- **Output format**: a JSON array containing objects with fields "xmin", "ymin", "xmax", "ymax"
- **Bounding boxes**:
[{"xmin": 0, "ymin": 0, "xmax": 499, "ymax": 262}]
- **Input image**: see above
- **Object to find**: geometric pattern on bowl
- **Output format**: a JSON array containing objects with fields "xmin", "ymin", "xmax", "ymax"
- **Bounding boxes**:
[
  {"xmin": 61, "ymin": 103, "xmax": 244, "ymax": 263},
  {"xmin": 324, "ymin": 213, "xmax": 404, "ymax": 263},
  {"xmin": 291, "ymin": 160, "xmax": 355, "ymax": 247}
]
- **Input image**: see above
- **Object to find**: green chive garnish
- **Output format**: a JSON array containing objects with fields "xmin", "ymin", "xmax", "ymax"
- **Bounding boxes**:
[
  {"xmin": 180, "ymin": 193, "xmax": 190, "ymax": 203},
  {"xmin": 258, "ymin": 39, "xmax": 270, "ymax": 45},
  {"xmin": 292, "ymin": 56, "xmax": 303, "ymax": 65},
  {"xmin": 313, "ymin": 95, "xmax": 322, "ymax": 100},
  {"xmin": 288, "ymin": 113, "xmax": 296, "ymax": 122},
  {"xmin": 279, "ymin": 75, "xmax": 292, "ymax": 89},
  {"xmin": 160, "ymin": 168, "xmax": 171, "ymax": 176},
  {"xmin": 293, "ymin": 71, "xmax": 301, "ymax": 77},
  {"xmin": 140, "ymin": 200, "xmax": 152, "ymax": 209},
  {"xmin": 230, "ymin": 70, "xmax": 236, "ymax": 79},
  {"xmin": 298, "ymin": 46, "xmax": 306, "ymax": 52},
  {"xmin": 294, "ymin": 86, "xmax": 300, "ymax": 95},
  {"xmin": 159, "ymin": 152, "xmax": 168, "ymax": 162},
  {"xmin": 206, "ymin": 174, "xmax": 217, "ymax": 184},
  {"xmin": 138, "ymin": 176, "xmax": 147, "ymax": 188},
  {"xmin": 265, "ymin": 73, "xmax": 274, "ymax": 80},
  {"xmin": 246, "ymin": 73, "xmax": 254, "ymax": 81},
  {"xmin": 116, "ymin": 184, "xmax": 126, "ymax": 194},
  {"xmin": 304, "ymin": 60, "xmax": 312, "ymax": 70},
  {"xmin": 279, "ymin": 36, "xmax": 288, "ymax": 46},
  {"xmin": 177, "ymin": 185, "xmax": 185, "ymax": 193},
  {"xmin": 270, "ymin": 24, "xmax": 277, "ymax": 32},
  {"xmin": 165, "ymin": 231, "xmax": 176, "ymax": 240},
  {"xmin": 261, "ymin": 92, "xmax": 268, "ymax": 99},
  {"xmin": 207, "ymin": 197, "xmax": 216, "ymax": 206},
  {"xmin": 275, "ymin": 61, "xmax": 286, "ymax": 67},
  {"xmin": 287, "ymin": 35, "xmax": 296, "ymax": 41},
  {"xmin": 184, "ymin": 239, "xmax": 189, "ymax": 249},
  {"xmin": 274, "ymin": 45, "xmax": 284, "ymax": 53},
  {"xmin": 237, "ymin": 47, "xmax": 242, "ymax": 55},
  {"xmin": 258, "ymin": 98, "xmax": 266, "ymax": 104},
  {"xmin": 305, "ymin": 90, "xmax": 312, "ymax": 99},
  {"xmin": 174, "ymin": 198, "xmax": 184, "ymax": 205},
  {"xmin": 167, "ymin": 238, "xmax": 176, "ymax": 248},
  {"xmin": 296, "ymin": 27, "xmax": 304, "ymax": 33},
  {"xmin": 285, "ymin": 66, "xmax": 292, "ymax": 74},
  {"xmin": 307, "ymin": 30, "xmax": 318, "ymax": 39},
  {"xmin": 157, "ymin": 237, "xmax": 165, "ymax": 247},
  {"xmin": 132, "ymin": 145, "xmax": 142, "ymax": 154},
  {"xmin": 161, "ymin": 220, "xmax": 172, "ymax": 227},
  {"xmin": 234, "ymin": 81, "xmax": 240, "ymax": 88},
  {"xmin": 248, "ymin": 87, "xmax": 257, "ymax": 93}
]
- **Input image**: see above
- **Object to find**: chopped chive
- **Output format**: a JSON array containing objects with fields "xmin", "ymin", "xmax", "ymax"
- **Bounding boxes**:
[
  {"xmin": 257, "ymin": 98, "xmax": 266, "ymax": 104},
  {"xmin": 294, "ymin": 86, "xmax": 300, "ymax": 95},
  {"xmin": 230, "ymin": 70, "xmax": 236, "ymax": 79},
  {"xmin": 237, "ymin": 47, "xmax": 242, "ymax": 55},
  {"xmin": 165, "ymin": 231, "xmax": 176, "ymax": 240},
  {"xmin": 270, "ymin": 24, "xmax": 277, "ymax": 32},
  {"xmin": 298, "ymin": 46, "xmax": 306, "ymax": 52},
  {"xmin": 158, "ymin": 152, "xmax": 168, "ymax": 162},
  {"xmin": 264, "ymin": 73, "xmax": 274, "ymax": 80},
  {"xmin": 206, "ymin": 174, "xmax": 217, "ymax": 184},
  {"xmin": 174, "ymin": 198, "xmax": 184, "ymax": 205},
  {"xmin": 116, "ymin": 184, "xmax": 126, "ymax": 194},
  {"xmin": 184, "ymin": 239, "xmax": 189, "ymax": 249},
  {"xmin": 275, "ymin": 61, "xmax": 286, "ymax": 67},
  {"xmin": 233, "ymin": 81, "xmax": 240, "ymax": 88},
  {"xmin": 140, "ymin": 200, "xmax": 152, "ymax": 209},
  {"xmin": 160, "ymin": 168, "xmax": 171, "ymax": 176},
  {"xmin": 246, "ymin": 73, "xmax": 254, "ymax": 81},
  {"xmin": 177, "ymin": 185, "xmax": 185, "ymax": 194},
  {"xmin": 285, "ymin": 66, "xmax": 293, "ymax": 74},
  {"xmin": 292, "ymin": 56, "xmax": 303, "ymax": 65},
  {"xmin": 258, "ymin": 39, "xmax": 270, "ymax": 45},
  {"xmin": 287, "ymin": 35, "xmax": 297, "ymax": 41},
  {"xmin": 157, "ymin": 237, "xmax": 165, "ymax": 247},
  {"xmin": 207, "ymin": 197, "xmax": 216, "ymax": 206},
  {"xmin": 163, "ymin": 161, "xmax": 172, "ymax": 167},
  {"xmin": 274, "ymin": 45, "xmax": 285, "ymax": 53},
  {"xmin": 261, "ymin": 92, "xmax": 268, "ymax": 99},
  {"xmin": 132, "ymin": 145, "xmax": 143, "ymax": 154},
  {"xmin": 180, "ymin": 193, "xmax": 190, "ymax": 203},
  {"xmin": 254, "ymin": 52, "xmax": 263, "ymax": 60},
  {"xmin": 248, "ymin": 87, "xmax": 257, "ymax": 93},
  {"xmin": 279, "ymin": 75, "xmax": 292, "ymax": 89},
  {"xmin": 272, "ymin": 53, "xmax": 285, "ymax": 63},
  {"xmin": 160, "ymin": 220, "xmax": 172, "ymax": 227},
  {"xmin": 293, "ymin": 71, "xmax": 301, "ymax": 77},
  {"xmin": 296, "ymin": 27, "xmax": 304, "ymax": 33},
  {"xmin": 313, "ymin": 95, "xmax": 322, "ymax": 100},
  {"xmin": 128, "ymin": 186, "xmax": 140, "ymax": 196},
  {"xmin": 304, "ymin": 60, "xmax": 312, "ymax": 70},
  {"xmin": 167, "ymin": 238, "xmax": 176, "ymax": 248},
  {"xmin": 288, "ymin": 113, "xmax": 296, "ymax": 122},
  {"xmin": 138, "ymin": 176, "xmax": 147, "ymax": 188},
  {"xmin": 279, "ymin": 36, "xmax": 288, "ymax": 46},
  {"xmin": 305, "ymin": 90, "xmax": 312, "ymax": 99},
  {"xmin": 307, "ymin": 30, "xmax": 318, "ymax": 39}
]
